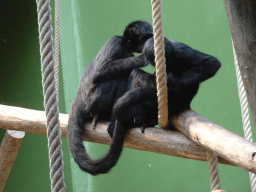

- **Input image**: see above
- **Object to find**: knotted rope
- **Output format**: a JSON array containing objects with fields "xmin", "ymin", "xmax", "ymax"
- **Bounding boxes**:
[{"xmin": 36, "ymin": 0, "xmax": 65, "ymax": 191}]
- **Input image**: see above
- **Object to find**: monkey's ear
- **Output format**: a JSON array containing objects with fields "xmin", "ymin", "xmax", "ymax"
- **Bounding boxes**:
[{"xmin": 140, "ymin": 33, "xmax": 153, "ymax": 42}]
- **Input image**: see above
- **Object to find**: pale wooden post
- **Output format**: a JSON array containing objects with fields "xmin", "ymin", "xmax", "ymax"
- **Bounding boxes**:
[
  {"xmin": 0, "ymin": 130, "xmax": 25, "ymax": 192},
  {"xmin": 223, "ymin": 0, "xmax": 256, "ymax": 132}
]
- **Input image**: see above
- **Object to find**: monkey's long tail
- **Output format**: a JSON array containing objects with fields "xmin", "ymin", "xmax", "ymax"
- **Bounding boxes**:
[{"xmin": 67, "ymin": 106, "xmax": 126, "ymax": 175}]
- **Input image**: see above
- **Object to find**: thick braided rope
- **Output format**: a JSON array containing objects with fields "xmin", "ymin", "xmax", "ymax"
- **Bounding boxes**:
[
  {"xmin": 54, "ymin": 0, "xmax": 60, "ymax": 100},
  {"xmin": 232, "ymin": 43, "xmax": 256, "ymax": 192},
  {"xmin": 151, "ymin": 2, "xmax": 223, "ymax": 190},
  {"xmin": 207, "ymin": 151, "xmax": 222, "ymax": 191},
  {"xmin": 36, "ymin": 0, "xmax": 65, "ymax": 191},
  {"xmin": 151, "ymin": 0, "xmax": 169, "ymax": 128}
]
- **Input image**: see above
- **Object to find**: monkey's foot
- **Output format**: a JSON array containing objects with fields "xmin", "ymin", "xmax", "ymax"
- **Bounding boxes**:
[
  {"xmin": 91, "ymin": 115, "xmax": 98, "ymax": 129},
  {"xmin": 140, "ymin": 125, "xmax": 147, "ymax": 133}
]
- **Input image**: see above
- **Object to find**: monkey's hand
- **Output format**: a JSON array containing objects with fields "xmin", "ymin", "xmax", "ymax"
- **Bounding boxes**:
[{"xmin": 138, "ymin": 53, "xmax": 150, "ymax": 67}]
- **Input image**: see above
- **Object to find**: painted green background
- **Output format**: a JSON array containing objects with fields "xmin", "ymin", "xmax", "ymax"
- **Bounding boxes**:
[{"xmin": 0, "ymin": 0, "xmax": 255, "ymax": 191}]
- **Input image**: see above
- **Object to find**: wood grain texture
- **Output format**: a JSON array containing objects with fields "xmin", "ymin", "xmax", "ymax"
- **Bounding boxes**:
[
  {"xmin": 172, "ymin": 109, "xmax": 256, "ymax": 173},
  {"xmin": 223, "ymin": 0, "xmax": 256, "ymax": 132},
  {"xmin": 1, "ymin": 104, "xmax": 255, "ymax": 173},
  {"xmin": 0, "ymin": 130, "xmax": 25, "ymax": 192}
]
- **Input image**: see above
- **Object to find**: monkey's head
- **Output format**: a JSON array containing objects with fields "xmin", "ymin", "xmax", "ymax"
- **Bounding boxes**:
[
  {"xmin": 143, "ymin": 37, "xmax": 155, "ymax": 65},
  {"xmin": 143, "ymin": 37, "xmax": 174, "ymax": 70},
  {"xmin": 123, "ymin": 20, "xmax": 153, "ymax": 53}
]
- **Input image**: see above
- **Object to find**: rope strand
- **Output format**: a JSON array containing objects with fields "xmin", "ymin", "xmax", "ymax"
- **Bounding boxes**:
[
  {"xmin": 54, "ymin": 0, "xmax": 60, "ymax": 100},
  {"xmin": 36, "ymin": 0, "xmax": 65, "ymax": 191},
  {"xmin": 151, "ymin": 0, "xmax": 169, "ymax": 128},
  {"xmin": 232, "ymin": 42, "xmax": 256, "ymax": 192},
  {"xmin": 207, "ymin": 151, "xmax": 222, "ymax": 191}
]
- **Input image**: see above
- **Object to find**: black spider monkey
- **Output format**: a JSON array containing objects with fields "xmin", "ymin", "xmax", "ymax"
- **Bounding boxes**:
[
  {"xmin": 110, "ymin": 36, "xmax": 221, "ymax": 137},
  {"xmin": 105, "ymin": 36, "xmax": 221, "ymax": 172},
  {"xmin": 67, "ymin": 21, "xmax": 153, "ymax": 175}
]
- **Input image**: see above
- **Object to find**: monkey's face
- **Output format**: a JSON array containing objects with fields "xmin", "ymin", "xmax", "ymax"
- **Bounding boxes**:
[{"xmin": 123, "ymin": 21, "xmax": 153, "ymax": 53}]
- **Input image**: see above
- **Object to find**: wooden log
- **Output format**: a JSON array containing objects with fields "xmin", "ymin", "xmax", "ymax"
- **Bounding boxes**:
[
  {"xmin": 0, "ymin": 104, "xmax": 211, "ymax": 163},
  {"xmin": 172, "ymin": 109, "xmax": 256, "ymax": 173},
  {"xmin": 0, "ymin": 130, "xmax": 25, "ymax": 192},
  {"xmin": 0, "ymin": 104, "xmax": 232, "ymax": 165},
  {"xmin": 223, "ymin": 0, "xmax": 256, "ymax": 132},
  {"xmin": 0, "ymin": 104, "xmax": 255, "ymax": 173}
]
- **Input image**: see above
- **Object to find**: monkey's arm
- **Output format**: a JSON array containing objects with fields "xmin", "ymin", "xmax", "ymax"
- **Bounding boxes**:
[
  {"xmin": 174, "ymin": 43, "xmax": 221, "ymax": 85},
  {"xmin": 128, "ymin": 68, "xmax": 156, "ymax": 88},
  {"xmin": 93, "ymin": 54, "xmax": 148, "ymax": 83},
  {"xmin": 107, "ymin": 69, "xmax": 156, "ymax": 137}
]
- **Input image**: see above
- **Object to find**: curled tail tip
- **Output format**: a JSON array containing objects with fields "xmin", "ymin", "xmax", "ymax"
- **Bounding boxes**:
[
  {"xmin": 75, "ymin": 161, "xmax": 110, "ymax": 176},
  {"xmin": 68, "ymin": 109, "xmax": 125, "ymax": 175}
]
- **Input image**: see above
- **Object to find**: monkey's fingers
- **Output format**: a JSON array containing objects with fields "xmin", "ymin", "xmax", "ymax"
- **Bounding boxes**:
[{"xmin": 91, "ymin": 115, "xmax": 98, "ymax": 129}]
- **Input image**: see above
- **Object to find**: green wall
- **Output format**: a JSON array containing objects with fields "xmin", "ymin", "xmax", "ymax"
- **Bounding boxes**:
[
  {"xmin": 60, "ymin": 0, "xmax": 256, "ymax": 191},
  {"xmin": 0, "ymin": 0, "xmax": 255, "ymax": 191}
]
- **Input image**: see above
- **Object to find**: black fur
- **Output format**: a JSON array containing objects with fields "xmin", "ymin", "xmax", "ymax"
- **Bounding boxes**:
[
  {"xmin": 67, "ymin": 21, "xmax": 153, "ymax": 175},
  {"xmin": 111, "ymin": 36, "xmax": 221, "ymax": 137},
  {"xmin": 107, "ymin": 68, "xmax": 158, "ymax": 136}
]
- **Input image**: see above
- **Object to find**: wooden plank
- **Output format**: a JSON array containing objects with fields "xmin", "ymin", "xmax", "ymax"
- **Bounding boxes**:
[
  {"xmin": 223, "ymin": 0, "xmax": 256, "ymax": 132},
  {"xmin": 0, "ymin": 130, "xmax": 25, "ymax": 192},
  {"xmin": 0, "ymin": 104, "xmax": 254, "ymax": 172}
]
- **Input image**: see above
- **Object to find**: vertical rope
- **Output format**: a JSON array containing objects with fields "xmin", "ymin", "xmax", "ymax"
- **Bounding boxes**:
[
  {"xmin": 54, "ymin": 0, "xmax": 60, "ymax": 100},
  {"xmin": 151, "ymin": 0, "xmax": 169, "ymax": 129},
  {"xmin": 232, "ymin": 42, "xmax": 256, "ymax": 192},
  {"xmin": 207, "ymin": 151, "xmax": 222, "ymax": 191},
  {"xmin": 150, "ymin": 2, "xmax": 224, "ymax": 191},
  {"xmin": 36, "ymin": 0, "xmax": 65, "ymax": 191}
]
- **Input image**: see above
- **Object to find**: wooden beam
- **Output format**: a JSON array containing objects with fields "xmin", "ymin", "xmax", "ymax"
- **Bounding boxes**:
[
  {"xmin": 0, "ymin": 104, "xmax": 211, "ymax": 162},
  {"xmin": 223, "ymin": 0, "xmax": 256, "ymax": 132},
  {"xmin": 0, "ymin": 104, "xmax": 255, "ymax": 173},
  {"xmin": 172, "ymin": 110, "xmax": 256, "ymax": 173},
  {"xmin": 0, "ymin": 130, "xmax": 25, "ymax": 192}
]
